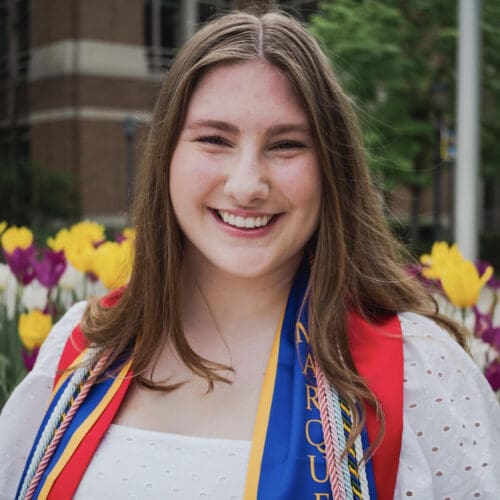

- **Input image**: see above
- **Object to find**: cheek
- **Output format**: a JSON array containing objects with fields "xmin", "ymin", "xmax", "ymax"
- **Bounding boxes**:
[
  {"xmin": 170, "ymin": 148, "xmax": 223, "ymax": 208},
  {"xmin": 277, "ymin": 161, "xmax": 322, "ymax": 215}
]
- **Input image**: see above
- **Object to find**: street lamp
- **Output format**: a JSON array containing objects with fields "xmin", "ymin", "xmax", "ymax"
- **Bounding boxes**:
[{"xmin": 123, "ymin": 115, "xmax": 137, "ymax": 215}]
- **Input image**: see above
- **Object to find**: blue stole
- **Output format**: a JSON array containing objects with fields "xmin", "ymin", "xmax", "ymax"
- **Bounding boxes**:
[{"xmin": 245, "ymin": 265, "xmax": 376, "ymax": 498}]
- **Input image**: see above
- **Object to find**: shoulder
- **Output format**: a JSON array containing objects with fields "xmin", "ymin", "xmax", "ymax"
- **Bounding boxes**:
[
  {"xmin": 395, "ymin": 312, "xmax": 500, "ymax": 498},
  {"xmin": 0, "ymin": 301, "xmax": 88, "ymax": 498}
]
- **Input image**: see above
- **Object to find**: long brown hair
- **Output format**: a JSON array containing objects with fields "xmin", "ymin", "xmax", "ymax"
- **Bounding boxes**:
[{"xmin": 81, "ymin": 10, "xmax": 465, "ymax": 453}]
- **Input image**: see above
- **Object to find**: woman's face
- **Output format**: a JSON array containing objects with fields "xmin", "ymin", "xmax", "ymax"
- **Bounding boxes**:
[{"xmin": 169, "ymin": 60, "xmax": 321, "ymax": 280}]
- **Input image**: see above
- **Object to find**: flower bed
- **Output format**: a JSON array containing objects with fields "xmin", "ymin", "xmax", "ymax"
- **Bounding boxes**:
[{"xmin": 0, "ymin": 220, "xmax": 134, "ymax": 407}]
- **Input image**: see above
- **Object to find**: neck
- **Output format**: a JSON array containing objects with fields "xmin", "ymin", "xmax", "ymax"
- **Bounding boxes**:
[{"xmin": 180, "ymin": 252, "xmax": 301, "ymax": 345}]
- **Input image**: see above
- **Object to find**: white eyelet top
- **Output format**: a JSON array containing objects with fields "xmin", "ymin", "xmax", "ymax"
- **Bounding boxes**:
[{"xmin": 1, "ymin": 302, "xmax": 499, "ymax": 499}]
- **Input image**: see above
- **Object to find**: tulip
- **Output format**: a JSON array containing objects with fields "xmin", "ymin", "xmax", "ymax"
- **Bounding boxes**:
[
  {"xmin": 58, "ymin": 263, "xmax": 84, "ymax": 291},
  {"xmin": 48, "ymin": 226, "xmax": 100, "ymax": 274},
  {"xmin": 18, "ymin": 309, "xmax": 53, "ymax": 351},
  {"xmin": 0, "ymin": 263, "xmax": 13, "ymax": 291},
  {"xmin": 420, "ymin": 241, "xmax": 464, "ymax": 280},
  {"xmin": 483, "ymin": 328, "xmax": 500, "ymax": 352},
  {"xmin": 93, "ymin": 240, "xmax": 133, "ymax": 290},
  {"xmin": 32, "ymin": 248, "xmax": 67, "ymax": 288},
  {"xmin": 1, "ymin": 226, "xmax": 36, "ymax": 284},
  {"xmin": 21, "ymin": 280, "xmax": 48, "ymax": 311},
  {"xmin": 3, "ymin": 246, "xmax": 36, "ymax": 285},
  {"xmin": 484, "ymin": 359, "xmax": 500, "ymax": 392},
  {"xmin": 473, "ymin": 306, "xmax": 493, "ymax": 338},
  {"xmin": 441, "ymin": 260, "xmax": 493, "ymax": 309},
  {"xmin": 70, "ymin": 220, "xmax": 105, "ymax": 245},
  {"xmin": 22, "ymin": 346, "xmax": 40, "ymax": 371},
  {"xmin": 47, "ymin": 228, "xmax": 72, "ymax": 252},
  {"xmin": 1, "ymin": 226, "xmax": 34, "ymax": 254},
  {"xmin": 0, "ymin": 220, "xmax": 6, "ymax": 235},
  {"xmin": 475, "ymin": 261, "xmax": 500, "ymax": 290}
]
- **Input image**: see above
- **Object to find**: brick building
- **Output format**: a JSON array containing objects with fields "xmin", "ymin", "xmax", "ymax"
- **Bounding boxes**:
[{"xmin": 0, "ymin": 0, "xmax": 316, "ymax": 225}]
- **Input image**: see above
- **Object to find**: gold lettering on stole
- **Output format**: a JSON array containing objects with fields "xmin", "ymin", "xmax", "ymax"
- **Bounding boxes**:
[
  {"xmin": 302, "ymin": 352, "xmax": 315, "ymax": 376},
  {"xmin": 298, "ymin": 320, "xmax": 329, "ymax": 494},
  {"xmin": 308, "ymin": 455, "xmax": 328, "ymax": 483},
  {"xmin": 295, "ymin": 321, "xmax": 310, "ymax": 344},
  {"xmin": 306, "ymin": 384, "xmax": 319, "ymax": 411},
  {"xmin": 305, "ymin": 419, "xmax": 326, "ymax": 454}
]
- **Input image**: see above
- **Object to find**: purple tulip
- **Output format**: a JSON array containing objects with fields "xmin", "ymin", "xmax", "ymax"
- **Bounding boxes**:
[
  {"xmin": 21, "ymin": 346, "xmax": 40, "ymax": 372},
  {"xmin": 484, "ymin": 359, "xmax": 500, "ymax": 392},
  {"xmin": 482, "ymin": 326, "xmax": 500, "ymax": 352},
  {"xmin": 473, "ymin": 306, "xmax": 492, "ymax": 337},
  {"xmin": 32, "ymin": 248, "xmax": 67, "ymax": 288},
  {"xmin": 3, "ymin": 246, "xmax": 36, "ymax": 285},
  {"xmin": 475, "ymin": 261, "xmax": 500, "ymax": 289},
  {"xmin": 472, "ymin": 306, "xmax": 500, "ymax": 350}
]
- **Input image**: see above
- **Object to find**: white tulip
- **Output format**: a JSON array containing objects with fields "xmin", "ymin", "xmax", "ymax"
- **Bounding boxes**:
[
  {"xmin": 21, "ymin": 279, "xmax": 48, "ymax": 311},
  {"xmin": 0, "ymin": 264, "xmax": 18, "ymax": 318},
  {"xmin": 59, "ymin": 264, "xmax": 84, "ymax": 292},
  {"xmin": 0, "ymin": 263, "xmax": 12, "ymax": 291}
]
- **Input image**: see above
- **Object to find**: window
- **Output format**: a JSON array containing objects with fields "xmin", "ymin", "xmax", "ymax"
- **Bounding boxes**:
[
  {"xmin": 0, "ymin": 0, "xmax": 30, "ymax": 81},
  {"xmin": 144, "ymin": 0, "xmax": 180, "ymax": 72}
]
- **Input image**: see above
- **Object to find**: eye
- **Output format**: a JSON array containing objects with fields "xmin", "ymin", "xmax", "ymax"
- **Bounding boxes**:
[
  {"xmin": 271, "ymin": 140, "xmax": 307, "ymax": 150},
  {"xmin": 196, "ymin": 135, "xmax": 230, "ymax": 146}
]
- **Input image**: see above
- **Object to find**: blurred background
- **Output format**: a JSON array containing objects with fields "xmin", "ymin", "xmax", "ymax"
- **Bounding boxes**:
[{"xmin": 0, "ymin": 0, "xmax": 499, "ymax": 263}]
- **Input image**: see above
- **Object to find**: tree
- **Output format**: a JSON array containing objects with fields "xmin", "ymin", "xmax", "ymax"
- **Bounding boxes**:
[{"xmin": 310, "ymin": 0, "xmax": 500, "ymax": 246}]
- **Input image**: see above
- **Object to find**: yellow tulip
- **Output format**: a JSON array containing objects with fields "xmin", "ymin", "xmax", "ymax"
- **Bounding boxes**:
[
  {"xmin": 0, "ymin": 220, "xmax": 7, "ymax": 235},
  {"xmin": 70, "ymin": 220, "xmax": 105, "ymax": 245},
  {"xmin": 121, "ymin": 227, "xmax": 136, "ymax": 241},
  {"xmin": 47, "ymin": 223, "xmax": 104, "ymax": 274},
  {"xmin": 18, "ymin": 310, "xmax": 53, "ymax": 351},
  {"xmin": 420, "ymin": 241, "xmax": 464, "ymax": 280},
  {"xmin": 93, "ymin": 240, "xmax": 133, "ymax": 289},
  {"xmin": 64, "ymin": 240, "xmax": 98, "ymax": 274},
  {"xmin": 1, "ymin": 226, "xmax": 34, "ymax": 254},
  {"xmin": 441, "ymin": 260, "xmax": 494, "ymax": 308},
  {"xmin": 47, "ymin": 228, "xmax": 73, "ymax": 252}
]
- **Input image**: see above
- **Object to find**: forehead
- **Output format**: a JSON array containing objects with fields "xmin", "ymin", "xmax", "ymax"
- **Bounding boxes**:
[{"xmin": 184, "ymin": 60, "xmax": 310, "ymax": 127}]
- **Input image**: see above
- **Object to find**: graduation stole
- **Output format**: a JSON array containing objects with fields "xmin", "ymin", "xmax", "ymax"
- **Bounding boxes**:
[{"xmin": 17, "ymin": 269, "xmax": 403, "ymax": 500}]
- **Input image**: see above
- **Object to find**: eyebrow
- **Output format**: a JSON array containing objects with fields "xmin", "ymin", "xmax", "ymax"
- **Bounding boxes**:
[{"xmin": 186, "ymin": 119, "xmax": 311, "ymax": 135}]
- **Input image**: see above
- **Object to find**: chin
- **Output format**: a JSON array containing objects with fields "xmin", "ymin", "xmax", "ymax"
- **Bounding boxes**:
[{"xmin": 210, "ymin": 252, "xmax": 301, "ymax": 281}]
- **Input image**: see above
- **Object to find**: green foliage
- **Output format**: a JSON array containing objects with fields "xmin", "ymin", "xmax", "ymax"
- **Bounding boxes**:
[
  {"xmin": 311, "ymin": 0, "xmax": 457, "ymax": 191},
  {"xmin": 0, "ymin": 297, "xmax": 26, "ymax": 409},
  {"xmin": 0, "ymin": 160, "xmax": 79, "ymax": 227},
  {"xmin": 481, "ymin": 0, "xmax": 500, "ymax": 178},
  {"xmin": 310, "ymin": 0, "xmax": 500, "ymax": 190}
]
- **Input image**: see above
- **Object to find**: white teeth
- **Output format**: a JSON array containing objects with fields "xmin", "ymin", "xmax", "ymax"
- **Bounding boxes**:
[{"xmin": 217, "ymin": 210, "xmax": 273, "ymax": 229}]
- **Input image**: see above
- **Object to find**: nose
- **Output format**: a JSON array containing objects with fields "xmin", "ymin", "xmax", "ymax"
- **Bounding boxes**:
[{"xmin": 223, "ymin": 151, "xmax": 270, "ymax": 205}]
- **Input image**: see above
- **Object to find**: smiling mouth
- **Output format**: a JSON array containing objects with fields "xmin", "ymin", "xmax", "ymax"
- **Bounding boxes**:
[{"xmin": 216, "ymin": 210, "xmax": 275, "ymax": 229}]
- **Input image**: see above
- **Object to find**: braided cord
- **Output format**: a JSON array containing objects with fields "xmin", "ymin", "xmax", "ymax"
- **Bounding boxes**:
[
  {"xmin": 316, "ymin": 366, "xmax": 346, "ymax": 500},
  {"xmin": 339, "ymin": 398, "xmax": 362, "ymax": 499},
  {"xmin": 354, "ymin": 429, "xmax": 370, "ymax": 499},
  {"xmin": 330, "ymin": 392, "xmax": 354, "ymax": 500},
  {"xmin": 20, "ymin": 352, "xmax": 109, "ymax": 500},
  {"xmin": 17, "ymin": 364, "xmax": 89, "ymax": 499}
]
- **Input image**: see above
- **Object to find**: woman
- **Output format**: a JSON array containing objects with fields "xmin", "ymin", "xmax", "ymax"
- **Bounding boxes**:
[{"xmin": 1, "ymin": 10, "xmax": 499, "ymax": 500}]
